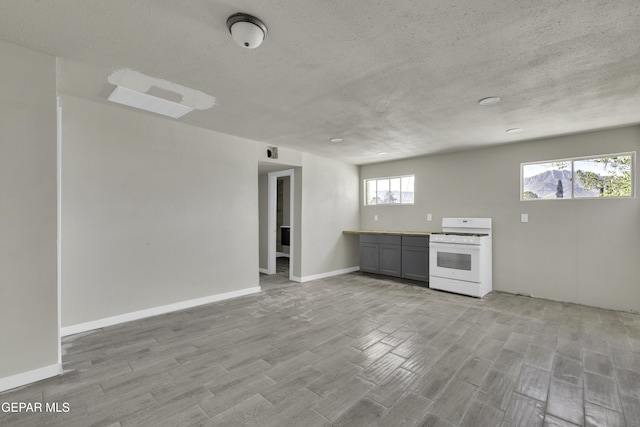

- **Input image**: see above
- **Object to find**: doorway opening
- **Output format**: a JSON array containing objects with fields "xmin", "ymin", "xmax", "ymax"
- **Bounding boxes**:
[
  {"xmin": 258, "ymin": 166, "xmax": 295, "ymax": 281},
  {"xmin": 267, "ymin": 169, "xmax": 294, "ymax": 280},
  {"xmin": 275, "ymin": 175, "xmax": 291, "ymax": 277}
]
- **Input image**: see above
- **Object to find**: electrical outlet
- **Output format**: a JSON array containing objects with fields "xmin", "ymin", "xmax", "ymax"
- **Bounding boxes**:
[
  {"xmin": 427, "ymin": 213, "xmax": 433, "ymax": 221},
  {"xmin": 374, "ymin": 214, "xmax": 378, "ymax": 221},
  {"xmin": 521, "ymin": 213, "xmax": 528, "ymax": 223}
]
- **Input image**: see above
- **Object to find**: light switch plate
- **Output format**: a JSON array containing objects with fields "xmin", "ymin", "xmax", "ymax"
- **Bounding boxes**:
[
  {"xmin": 427, "ymin": 214, "xmax": 433, "ymax": 221},
  {"xmin": 374, "ymin": 214, "xmax": 378, "ymax": 221},
  {"xmin": 521, "ymin": 213, "xmax": 528, "ymax": 223}
]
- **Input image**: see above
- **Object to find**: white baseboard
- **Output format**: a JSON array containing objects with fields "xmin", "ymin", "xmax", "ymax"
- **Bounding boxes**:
[
  {"xmin": 259, "ymin": 268, "xmax": 270, "ymax": 274},
  {"xmin": 61, "ymin": 286, "xmax": 261, "ymax": 337},
  {"xmin": 276, "ymin": 252, "xmax": 290, "ymax": 258},
  {"xmin": 292, "ymin": 266, "xmax": 360, "ymax": 283},
  {"xmin": 0, "ymin": 363, "xmax": 62, "ymax": 393}
]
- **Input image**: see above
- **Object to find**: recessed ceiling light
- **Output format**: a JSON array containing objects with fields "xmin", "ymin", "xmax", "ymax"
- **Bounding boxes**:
[
  {"xmin": 377, "ymin": 152, "xmax": 388, "ymax": 155},
  {"xmin": 506, "ymin": 128, "xmax": 523, "ymax": 134},
  {"xmin": 478, "ymin": 96, "xmax": 500, "ymax": 106},
  {"xmin": 329, "ymin": 138, "xmax": 343, "ymax": 143},
  {"xmin": 108, "ymin": 86, "xmax": 193, "ymax": 118}
]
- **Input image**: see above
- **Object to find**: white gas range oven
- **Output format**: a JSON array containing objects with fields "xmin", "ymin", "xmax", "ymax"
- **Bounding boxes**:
[{"xmin": 429, "ymin": 218, "xmax": 492, "ymax": 298}]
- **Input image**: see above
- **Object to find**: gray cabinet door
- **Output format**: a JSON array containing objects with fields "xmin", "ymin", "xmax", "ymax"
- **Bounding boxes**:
[
  {"xmin": 401, "ymin": 235, "xmax": 429, "ymax": 282},
  {"xmin": 379, "ymin": 244, "xmax": 402, "ymax": 277},
  {"xmin": 359, "ymin": 242, "xmax": 379, "ymax": 274},
  {"xmin": 401, "ymin": 245, "xmax": 429, "ymax": 281}
]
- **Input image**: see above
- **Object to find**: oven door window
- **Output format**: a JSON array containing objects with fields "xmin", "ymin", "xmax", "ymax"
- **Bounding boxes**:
[
  {"xmin": 437, "ymin": 251, "xmax": 472, "ymax": 271},
  {"xmin": 430, "ymin": 243, "xmax": 481, "ymax": 283}
]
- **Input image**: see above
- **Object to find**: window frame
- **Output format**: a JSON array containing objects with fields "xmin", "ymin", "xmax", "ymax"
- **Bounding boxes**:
[
  {"xmin": 520, "ymin": 151, "xmax": 635, "ymax": 201},
  {"xmin": 364, "ymin": 175, "xmax": 415, "ymax": 206}
]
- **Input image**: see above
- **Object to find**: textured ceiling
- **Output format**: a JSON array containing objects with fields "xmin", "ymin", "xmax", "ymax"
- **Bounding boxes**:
[{"xmin": 2, "ymin": 0, "xmax": 640, "ymax": 165}]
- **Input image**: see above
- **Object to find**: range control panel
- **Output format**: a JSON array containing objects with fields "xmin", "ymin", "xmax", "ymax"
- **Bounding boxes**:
[{"xmin": 430, "ymin": 234, "xmax": 485, "ymax": 245}]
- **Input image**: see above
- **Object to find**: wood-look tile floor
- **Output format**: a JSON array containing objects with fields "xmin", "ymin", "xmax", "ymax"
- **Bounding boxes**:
[{"xmin": 2, "ymin": 272, "xmax": 640, "ymax": 426}]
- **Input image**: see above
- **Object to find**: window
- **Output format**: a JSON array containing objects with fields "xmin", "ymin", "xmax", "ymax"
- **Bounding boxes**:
[
  {"xmin": 521, "ymin": 152, "xmax": 634, "ymax": 200},
  {"xmin": 365, "ymin": 175, "xmax": 414, "ymax": 205}
]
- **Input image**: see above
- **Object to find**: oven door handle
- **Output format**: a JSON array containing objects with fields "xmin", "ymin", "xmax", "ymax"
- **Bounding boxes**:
[{"xmin": 429, "ymin": 242, "xmax": 481, "ymax": 250}]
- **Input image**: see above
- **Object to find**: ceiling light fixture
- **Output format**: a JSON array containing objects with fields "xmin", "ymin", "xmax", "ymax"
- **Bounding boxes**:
[
  {"xmin": 506, "ymin": 128, "xmax": 523, "ymax": 134},
  {"xmin": 377, "ymin": 152, "xmax": 388, "ymax": 155},
  {"xmin": 226, "ymin": 13, "xmax": 267, "ymax": 49},
  {"xmin": 329, "ymin": 138, "xmax": 343, "ymax": 143},
  {"xmin": 107, "ymin": 86, "xmax": 193, "ymax": 118},
  {"xmin": 478, "ymin": 96, "xmax": 500, "ymax": 106}
]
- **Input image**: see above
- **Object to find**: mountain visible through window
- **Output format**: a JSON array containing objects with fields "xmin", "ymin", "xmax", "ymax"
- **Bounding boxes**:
[{"xmin": 522, "ymin": 153, "xmax": 634, "ymax": 200}]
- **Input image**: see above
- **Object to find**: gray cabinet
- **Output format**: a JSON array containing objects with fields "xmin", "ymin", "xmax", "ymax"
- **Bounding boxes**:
[
  {"xmin": 380, "ymin": 243, "xmax": 402, "ymax": 277},
  {"xmin": 359, "ymin": 234, "xmax": 427, "ymax": 280},
  {"xmin": 359, "ymin": 234, "xmax": 401, "ymax": 277},
  {"xmin": 359, "ymin": 242, "xmax": 379, "ymax": 274},
  {"xmin": 401, "ymin": 236, "xmax": 430, "ymax": 282}
]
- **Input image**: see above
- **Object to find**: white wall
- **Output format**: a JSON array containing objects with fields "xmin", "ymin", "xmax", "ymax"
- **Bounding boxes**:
[
  {"xmin": 299, "ymin": 154, "xmax": 360, "ymax": 279},
  {"xmin": 0, "ymin": 42, "xmax": 59, "ymax": 383},
  {"xmin": 60, "ymin": 95, "xmax": 260, "ymax": 327},
  {"xmin": 360, "ymin": 126, "xmax": 640, "ymax": 312}
]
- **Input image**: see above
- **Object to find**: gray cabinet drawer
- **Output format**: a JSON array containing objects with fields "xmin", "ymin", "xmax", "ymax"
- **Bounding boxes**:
[
  {"xmin": 360, "ymin": 234, "xmax": 401, "ymax": 245},
  {"xmin": 402, "ymin": 235, "xmax": 429, "ymax": 247},
  {"xmin": 378, "ymin": 235, "xmax": 401, "ymax": 245},
  {"xmin": 359, "ymin": 234, "xmax": 378, "ymax": 244}
]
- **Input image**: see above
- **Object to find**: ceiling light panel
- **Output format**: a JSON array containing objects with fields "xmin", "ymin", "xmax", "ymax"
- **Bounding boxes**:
[{"xmin": 107, "ymin": 86, "xmax": 193, "ymax": 118}]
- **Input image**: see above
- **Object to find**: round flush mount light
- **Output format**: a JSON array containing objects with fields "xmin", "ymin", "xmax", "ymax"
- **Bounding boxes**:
[
  {"xmin": 226, "ymin": 13, "xmax": 268, "ymax": 49},
  {"xmin": 478, "ymin": 96, "xmax": 500, "ymax": 106},
  {"xmin": 506, "ymin": 128, "xmax": 523, "ymax": 134},
  {"xmin": 329, "ymin": 138, "xmax": 343, "ymax": 143},
  {"xmin": 377, "ymin": 152, "xmax": 388, "ymax": 155}
]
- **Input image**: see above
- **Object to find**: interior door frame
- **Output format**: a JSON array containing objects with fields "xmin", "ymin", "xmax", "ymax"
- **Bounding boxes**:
[
  {"xmin": 56, "ymin": 96, "xmax": 62, "ymax": 365},
  {"xmin": 267, "ymin": 168, "xmax": 294, "ymax": 279}
]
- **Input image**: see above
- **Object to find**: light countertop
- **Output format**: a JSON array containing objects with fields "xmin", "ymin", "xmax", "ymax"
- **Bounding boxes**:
[{"xmin": 343, "ymin": 230, "xmax": 434, "ymax": 236}]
